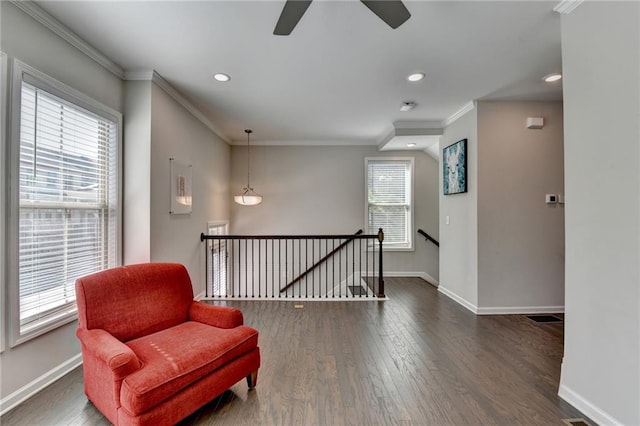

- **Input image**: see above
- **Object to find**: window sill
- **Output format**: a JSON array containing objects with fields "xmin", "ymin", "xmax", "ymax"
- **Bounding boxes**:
[
  {"xmin": 11, "ymin": 308, "xmax": 77, "ymax": 348},
  {"xmin": 383, "ymin": 246, "xmax": 415, "ymax": 252},
  {"xmin": 367, "ymin": 245, "xmax": 415, "ymax": 252}
]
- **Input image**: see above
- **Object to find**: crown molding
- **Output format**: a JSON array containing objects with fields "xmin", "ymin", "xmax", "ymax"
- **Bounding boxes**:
[
  {"xmin": 149, "ymin": 71, "xmax": 230, "ymax": 144},
  {"xmin": 377, "ymin": 121, "xmax": 443, "ymax": 146},
  {"xmin": 229, "ymin": 139, "xmax": 377, "ymax": 146},
  {"xmin": 124, "ymin": 69, "xmax": 229, "ymax": 144},
  {"xmin": 123, "ymin": 70, "xmax": 155, "ymax": 81},
  {"xmin": 10, "ymin": 1, "xmax": 124, "ymax": 79},
  {"xmin": 442, "ymin": 101, "xmax": 475, "ymax": 127},
  {"xmin": 393, "ymin": 120, "xmax": 442, "ymax": 130},
  {"xmin": 553, "ymin": 0, "xmax": 584, "ymax": 14}
]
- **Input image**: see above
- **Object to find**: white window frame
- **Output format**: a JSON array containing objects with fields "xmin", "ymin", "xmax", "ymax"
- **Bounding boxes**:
[
  {"xmin": 8, "ymin": 60, "xmax": 122, "ymax": 346},
  {"xmin": 1, "ymin": 51, "xmax": 8, "ymax": 353},
  {"xmin": 365, "ymin": 157, "xmax": 414, "ymax": 251},
  {"xmin": 207, "ymin": 221, "xmax": 229, "ymax": 297}
]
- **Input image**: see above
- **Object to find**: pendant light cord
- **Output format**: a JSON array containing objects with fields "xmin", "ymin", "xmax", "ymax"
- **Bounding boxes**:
[
  {"xmin": 234, "ymin": 129, "xmax": 262, "ymax": 205},
  {"xmin": 245, "ymin": 129, "xmax": 252, "ymax": 190}
]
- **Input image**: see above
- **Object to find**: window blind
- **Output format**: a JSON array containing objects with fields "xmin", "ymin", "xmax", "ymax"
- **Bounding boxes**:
[
  {"xmin": 367, "ymin": 159, "xmax": 412, "ymax": 248},
  {"xmin": 18, "ymin": 81, "xmax": 118, "ymax": 334},
  {"xmin": 207, "ymin": 223, "xmax": 228, "ymax": 297}
]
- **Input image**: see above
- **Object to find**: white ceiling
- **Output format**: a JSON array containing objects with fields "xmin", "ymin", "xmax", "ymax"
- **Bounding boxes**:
[{"xmin": 33, "ymin": 0, "xmax": 563, "ymax": 145}]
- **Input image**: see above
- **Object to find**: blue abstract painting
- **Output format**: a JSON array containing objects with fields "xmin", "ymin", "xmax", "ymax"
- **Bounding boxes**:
[{"xmin": 443, "ymin": 139, "xmax": 467, "ymax": 195}]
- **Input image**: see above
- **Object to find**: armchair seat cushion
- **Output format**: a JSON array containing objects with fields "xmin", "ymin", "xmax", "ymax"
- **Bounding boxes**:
[{"xmin": 121, "ymin": 321, "xmax": 258, "ymax": 415}]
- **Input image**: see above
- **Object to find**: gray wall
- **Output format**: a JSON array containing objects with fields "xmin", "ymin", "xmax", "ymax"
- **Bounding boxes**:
[
  {"xmin": 439, "ymin": 101, "xmax": 565, "ymax": 313},
  {"xmin": 148, "ymin": 83, "xmax": 231, "ymax": 294},
  {"xmin": 559, "ymin": 2, "xmax": 639, "ymax": 425},
  {"xmin": 439, "ymin": 108, "xmax": 479, "ymax": 308},
  {"xmin": 123, "ymin": 79, "xmax": 231, "ymax": 293},
  {"xmin": 477, "ymin": 101, "xmax": 565, "ymax": 311},
  {"xmin": 0, "ymin": 1, "xmax": 124, "ymax": 400},
  {"xmin": 229, "ymin": 145, "xmax": 440, "ymax": 281}
]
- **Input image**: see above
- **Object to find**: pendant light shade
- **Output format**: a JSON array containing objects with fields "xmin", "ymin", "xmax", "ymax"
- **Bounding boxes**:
[
  {"xmin": 233, "ymin": 190, "xmax": 262, "ymax": 206},
  {"xmin": 234, "ymin": 129, "xmax": 262, "ymax": 206}
]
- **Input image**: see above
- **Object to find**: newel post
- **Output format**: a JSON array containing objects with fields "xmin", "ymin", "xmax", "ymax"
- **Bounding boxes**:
[
  {"xmin": 377, "ymin": 228, "xmax": 385, "ymax": 298},
  {"xmin": 201, "ymin": 233, "xmax": 209, "ymax": 298}
]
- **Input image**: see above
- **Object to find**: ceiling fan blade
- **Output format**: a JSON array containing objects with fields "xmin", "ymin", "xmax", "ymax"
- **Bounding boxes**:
[
  {"xmin": 274, "ymin": 0, "xmax": 313, "ymax": 36},
  {"xmin": 360, "ymin": 0, "xmax": 411, "ymax": 29}
]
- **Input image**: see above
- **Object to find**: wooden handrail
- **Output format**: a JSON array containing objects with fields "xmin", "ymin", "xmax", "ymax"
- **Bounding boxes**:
[
  {"xmin": 279, "ymin": 229, "xmax": 363, "ymax": 293},
  {"xmin": 201, "ymin": 231, "xmax": 370, "ymax": 241},
  {"xmin": 418, "ymin": 229, "xmax": 439, "ymax": 247}
]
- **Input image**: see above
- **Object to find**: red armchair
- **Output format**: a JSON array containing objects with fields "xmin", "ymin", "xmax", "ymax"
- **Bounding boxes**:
[{"xmin": 75, "ymin": 263, "xmax": 260, "ymax": 425}]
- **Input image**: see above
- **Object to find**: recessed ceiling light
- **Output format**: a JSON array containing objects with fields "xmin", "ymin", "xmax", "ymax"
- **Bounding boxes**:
[
  {"xmin": 213, "ymin": 73, "xmax": 231, "ymax": 82},
  {"xmin": 407, "ymin": 72, "xmax": 425, "ymax": 82},
  {"xmin": 543, "ymin": 73, "xmax": 562, "ymax": 82},
  {"xmin": 407, "ymin": 143, "xmax": 417, "ymax": 147}
]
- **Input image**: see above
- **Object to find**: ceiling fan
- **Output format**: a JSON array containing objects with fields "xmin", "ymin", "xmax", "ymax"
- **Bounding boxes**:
[{"xmin": 274, "ymin": 0, "xmax": 411, "ymax": 36}]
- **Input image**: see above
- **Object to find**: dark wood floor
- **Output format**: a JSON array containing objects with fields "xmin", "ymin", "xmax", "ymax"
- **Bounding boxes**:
[{"xmin": 2, "ymin": 278, "xmax": 589, "ymax": 425}]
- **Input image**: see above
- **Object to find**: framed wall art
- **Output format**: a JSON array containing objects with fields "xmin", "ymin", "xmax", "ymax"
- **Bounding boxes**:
[
  {"xmin": 443, "ymin": 139, "xmax": 467, "ymax": 195},
  {"xmin": 170, "ymin": 158, "xmax": 192, "ymax": 214}
]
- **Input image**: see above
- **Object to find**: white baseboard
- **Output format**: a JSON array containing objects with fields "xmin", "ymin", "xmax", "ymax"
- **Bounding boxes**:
[
  {"xmin": 386, "ymin": 271, "xmax": 439, "ymax": 287},
  {"xmin": 0, "ymin": 353, "xmax": 83, "ymax": 416},
  {"xmin": 476, "ymin": 306, "xmax": 565, "ymax": 315},
  {"xmin": 437, "ymin": 286, "xmax": 478, "ymax": 314},
  {"xmin": 200, "ymin": 296, "xmax": 389, "ymax": 302},
  {"xmin": 558, "ymin": 384, "xmax": 623, "ymax": 426},
  {"xmin": 435, "ymin": 285, "xmax": 564, "ymax": 316}
]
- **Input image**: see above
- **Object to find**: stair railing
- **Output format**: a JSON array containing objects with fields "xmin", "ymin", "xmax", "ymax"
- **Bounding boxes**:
[
  {"xmin": 280, "ymin": 229, "xmax": 363, "ymax": 293},
  {"xmin": 417, "ymin": 228, "xmax": 439, "ymax": 247},
  {"xmin": 200, "ymin": 229, "xmax": 385, "ymax": 299}
]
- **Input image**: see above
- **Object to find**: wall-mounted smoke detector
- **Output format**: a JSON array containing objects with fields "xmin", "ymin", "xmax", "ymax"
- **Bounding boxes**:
[
  {"xmin": 526, "ymin": 117, "xmax": 544, "ymax": 129},
  {"xmin": 400, "ymin": 102, "xmax": 416, "ymax": 112}
]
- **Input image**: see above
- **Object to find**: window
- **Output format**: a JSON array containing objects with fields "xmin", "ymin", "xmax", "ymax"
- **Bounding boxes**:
[
  {"xmin": 10, "ymin": 62, "xmax": 121, "ymax": 344},
  {"xmin": 365, "ymin": 157, "xmax": 414, "ymax": 250},
  {"xmin": 207, "ymin": 222, "xmax": 229, "ymax": 297}
]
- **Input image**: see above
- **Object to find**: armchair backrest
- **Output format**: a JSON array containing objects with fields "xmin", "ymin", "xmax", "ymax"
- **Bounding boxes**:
[{"xmin": 76, "ymin": 263, "xmax": 194, "ymax": 342}]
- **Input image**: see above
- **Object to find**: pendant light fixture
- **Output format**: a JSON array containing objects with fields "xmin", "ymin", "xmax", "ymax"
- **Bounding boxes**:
[{"xmin": 234, "ymin": 129, "xmax": 263, "ymax": 206}]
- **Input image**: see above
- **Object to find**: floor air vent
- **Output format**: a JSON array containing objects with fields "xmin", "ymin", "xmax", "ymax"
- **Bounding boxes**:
[
  {"xmin": 348, "ymin": 285, "xmax": 367, "ymax": 296},
  {"xmin": 527, "ymin": 315, "xmax": 563, "ymax": 323},
  {"xmin": 563, "ymin": 418, "xmax": 591, "ymax": 426}
]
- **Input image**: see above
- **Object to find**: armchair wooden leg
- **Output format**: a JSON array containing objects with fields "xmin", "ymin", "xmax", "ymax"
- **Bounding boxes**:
[{"xmin": 246, "ymin": 370, "xmax": 258, "ymax": 390}]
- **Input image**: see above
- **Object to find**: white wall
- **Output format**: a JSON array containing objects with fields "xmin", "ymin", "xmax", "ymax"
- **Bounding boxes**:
[
  {"xmin": 229, "ymin": 145, "xmax": 439, "ymax": 281},
  {"xmin": 0, "ymin": 1, "xmax": 124, "ymax": 402},
  {"xmin": 477, "ymin": 101, "xmax": 565, "ymax": 312},
  {"xmin": 148, "ymin": 83, "xmax": 231, "ymax": 294},
  {"xmin": 123, "ymin": 80, "xmax": 152, "ymax": 264},
  {"xmin": 439, "ymin": 108, "xmax": 479, "ymax": 309},
  {"xmin": 559, "ymin": 2, "xmax": 640, "ymax": 425}
]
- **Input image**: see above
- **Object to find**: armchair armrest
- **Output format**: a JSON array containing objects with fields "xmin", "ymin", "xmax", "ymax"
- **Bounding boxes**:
[
  {"xmin": 188, "ymin": 301, "xmax": 244, "ymax": 329},
  {"xmin": 76, "ymin": 328, "xmax": 141, "ymax": 380}
]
